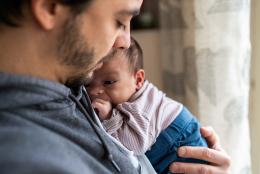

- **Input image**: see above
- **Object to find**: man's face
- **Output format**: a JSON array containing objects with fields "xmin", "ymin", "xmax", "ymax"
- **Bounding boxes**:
[{"xmin": 61, "ymin": 0, "xmax": 143, "ymax": 88}]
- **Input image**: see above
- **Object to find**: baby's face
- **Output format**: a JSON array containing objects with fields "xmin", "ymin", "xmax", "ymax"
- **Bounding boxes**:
[{"xmin": 86, "ymin": 53, "xmax": 138, "ymax": 106}]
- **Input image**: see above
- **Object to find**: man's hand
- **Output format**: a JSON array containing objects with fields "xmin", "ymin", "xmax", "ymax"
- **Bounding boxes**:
[
  {"xmin": 92, "ymin": 98, "xmax": 112, "ymax": 120},
  {"xmin": 169, "ymin": 126, "xmax": 231, "ymax": 174}
]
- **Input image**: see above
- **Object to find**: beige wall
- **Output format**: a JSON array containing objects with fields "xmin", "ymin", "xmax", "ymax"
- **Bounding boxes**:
[
  {"xmin": 250, "ymin": 0, "xmax": 260, "ymax": 173},
  {"xmin": 132, "ymin": 30, "xmax": 163, "ymax": 89}
]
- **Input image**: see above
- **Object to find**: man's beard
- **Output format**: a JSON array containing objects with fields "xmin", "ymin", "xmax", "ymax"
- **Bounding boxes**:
[
  {"xmin": 57, "ymin": 16, "xmax": 95, "ymax": 89},
  {"xmin": 65, "ymin": 52, "xmax": 118, "ymax": 90}
]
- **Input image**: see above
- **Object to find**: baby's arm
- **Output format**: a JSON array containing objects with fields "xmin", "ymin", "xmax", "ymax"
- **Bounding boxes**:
[
  {"xmin": 145, "ymin": 107, "xmax": 208, "ymax": 173},
  {"xmin": 91, "ymin": 98, "xmax": 112, "ymax": 120}
]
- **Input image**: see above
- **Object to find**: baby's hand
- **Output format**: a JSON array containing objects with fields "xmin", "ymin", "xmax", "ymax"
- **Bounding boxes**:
[{"xmin": 91, "ymin": 98, "xmax": 112, "ymax": 120}]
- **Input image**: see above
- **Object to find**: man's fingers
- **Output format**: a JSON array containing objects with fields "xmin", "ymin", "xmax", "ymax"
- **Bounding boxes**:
[
  {"xmin": 178, "ymin": 146, "xmax": 231, "ymax": 167},
  {"xmin": 200, "ymin": 126, "xmax": 221, "ymax": 150},
  {"xmin": 173, "ymin": 127, "xmax": 232, "ymax": 174},
  {"xmin": 200, "ymin": 126, "xmax": 214, "ymax": 138},
  {"xmin": 169, "ymin": 162, "xmax": 229, "ymax": 174}
]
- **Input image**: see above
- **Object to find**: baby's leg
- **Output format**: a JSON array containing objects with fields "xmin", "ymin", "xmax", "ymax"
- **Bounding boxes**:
[{"xmin": 145, "ymin": 107, "xmax": 208, "ymax": 174}]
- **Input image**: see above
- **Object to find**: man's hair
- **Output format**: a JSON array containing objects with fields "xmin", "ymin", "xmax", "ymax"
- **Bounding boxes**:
[
  {"xmin": 123, "ymin": 37, "xmax": 144, "ymax": 73},
  {"xmin": 0, "ymin": 0, "xmax": 92, "ymax": 27}
]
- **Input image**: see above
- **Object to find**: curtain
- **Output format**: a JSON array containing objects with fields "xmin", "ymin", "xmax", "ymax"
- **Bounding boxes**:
[{"xmin": 159, "ymin": 0, "xmax": 251, "ymax": 173}]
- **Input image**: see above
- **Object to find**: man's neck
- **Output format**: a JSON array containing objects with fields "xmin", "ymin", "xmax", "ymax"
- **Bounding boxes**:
[{"xmin": 0, "ymin": 27, "xmax": 67, "ymax": 84}]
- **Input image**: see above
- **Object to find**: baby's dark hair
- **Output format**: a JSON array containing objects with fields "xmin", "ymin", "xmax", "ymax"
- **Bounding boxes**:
[{"xmin": 123, "ymin": 37, "xmax": 144, "ymax": 73}]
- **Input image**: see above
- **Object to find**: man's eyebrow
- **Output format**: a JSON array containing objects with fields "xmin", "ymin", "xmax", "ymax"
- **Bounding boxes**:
[{"xmin": 116, "ymin": 9, "xmax": 140, "ymax": 17}]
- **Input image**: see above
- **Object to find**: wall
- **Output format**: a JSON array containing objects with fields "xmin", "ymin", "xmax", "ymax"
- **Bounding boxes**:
[
  {"xmin": 250, "ymin": 0, "xmax": 260, "ymax": 173},
  {"xmin": 132, "ymin": 30, "xmax": 163, "ymax": 89}
]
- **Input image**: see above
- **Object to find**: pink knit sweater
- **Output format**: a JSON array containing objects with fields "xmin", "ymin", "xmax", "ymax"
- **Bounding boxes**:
[{"xmin": 102, "ymin": 81, "xmax": 183, "ymax": 155}]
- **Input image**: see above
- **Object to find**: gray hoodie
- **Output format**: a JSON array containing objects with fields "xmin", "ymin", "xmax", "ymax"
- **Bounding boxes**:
[{"xmin": 0, "ymin": 72, "xmax": 139, "ymax": 174}]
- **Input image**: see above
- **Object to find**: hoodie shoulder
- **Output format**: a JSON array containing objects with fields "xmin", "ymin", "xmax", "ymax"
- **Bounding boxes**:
[{"xmin": 0, "ymin": 113, "xmax": 113, "ymax": 174}]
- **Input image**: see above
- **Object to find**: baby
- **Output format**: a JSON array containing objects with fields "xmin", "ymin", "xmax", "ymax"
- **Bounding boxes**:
[{"xmin": 86, "ymin": 37, "xmax": 208, "ymax": 174}]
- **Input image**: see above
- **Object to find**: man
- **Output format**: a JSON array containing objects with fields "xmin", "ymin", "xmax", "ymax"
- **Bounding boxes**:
[{"xmin": 0, "ymin": 0, "xmax": 230, "ymax": 173}]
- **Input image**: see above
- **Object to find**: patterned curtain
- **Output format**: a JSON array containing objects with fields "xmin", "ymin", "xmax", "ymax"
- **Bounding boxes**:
[{"xmin": 159, "ymin": 0, "xmax": 251, "ymax": 173}]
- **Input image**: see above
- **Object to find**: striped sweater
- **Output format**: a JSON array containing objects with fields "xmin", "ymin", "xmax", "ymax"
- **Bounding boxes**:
[{"xmin": 102, "ymin": 80, "xmax": 183, "ymax": 155}]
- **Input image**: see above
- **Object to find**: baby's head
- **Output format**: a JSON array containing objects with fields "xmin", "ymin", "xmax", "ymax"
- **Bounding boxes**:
[{"xmin": 86, "ymin": 37, "xmax": 145, "ymax": 106}]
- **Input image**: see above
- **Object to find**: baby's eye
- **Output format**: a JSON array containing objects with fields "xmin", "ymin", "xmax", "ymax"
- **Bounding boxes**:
[{"xmin": 104, "ymin": 80, "xmax": 116, "ymax": 85}]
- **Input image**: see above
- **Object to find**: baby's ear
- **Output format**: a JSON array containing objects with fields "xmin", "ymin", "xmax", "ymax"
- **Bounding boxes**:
[{"xmin": 135, "ymin": 69, "xmax": 145, "ymax": 90}]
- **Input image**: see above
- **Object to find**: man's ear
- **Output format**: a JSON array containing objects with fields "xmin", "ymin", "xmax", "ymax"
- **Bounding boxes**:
[
  {"xmin": 135, "ymin": 69, "xmax": 145, "ymax": 90},
  {"xmin": 30, "ymin": 0, "xmax": 68, "ymax": 30}
]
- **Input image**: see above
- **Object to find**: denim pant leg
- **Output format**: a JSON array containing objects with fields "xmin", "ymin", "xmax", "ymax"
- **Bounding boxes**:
[{"xmin": 145, "ymin": 107, "xmax": 208, "ymax": 174}]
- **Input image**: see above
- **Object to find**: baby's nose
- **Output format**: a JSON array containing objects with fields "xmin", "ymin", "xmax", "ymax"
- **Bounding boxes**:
[{"xmin": 89, "ymin": 86, "xmax": 104, "ymax": 96}]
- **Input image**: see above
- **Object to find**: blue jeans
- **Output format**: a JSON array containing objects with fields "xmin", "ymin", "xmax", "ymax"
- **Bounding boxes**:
[{"xmin": 145, "ymin": 107, "xmax": 208, "ymax": 174}]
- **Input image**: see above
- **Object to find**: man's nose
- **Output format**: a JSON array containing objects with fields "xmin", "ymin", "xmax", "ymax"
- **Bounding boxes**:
[{"xmin": 113, "ymin": 27, "xmax": 131, "ymax": 49}]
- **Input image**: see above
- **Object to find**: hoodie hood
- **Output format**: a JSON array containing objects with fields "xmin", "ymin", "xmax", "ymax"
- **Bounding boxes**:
[{"xmin": 0, "ymin": 72, "xmax": 72, "ymax": 110}]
